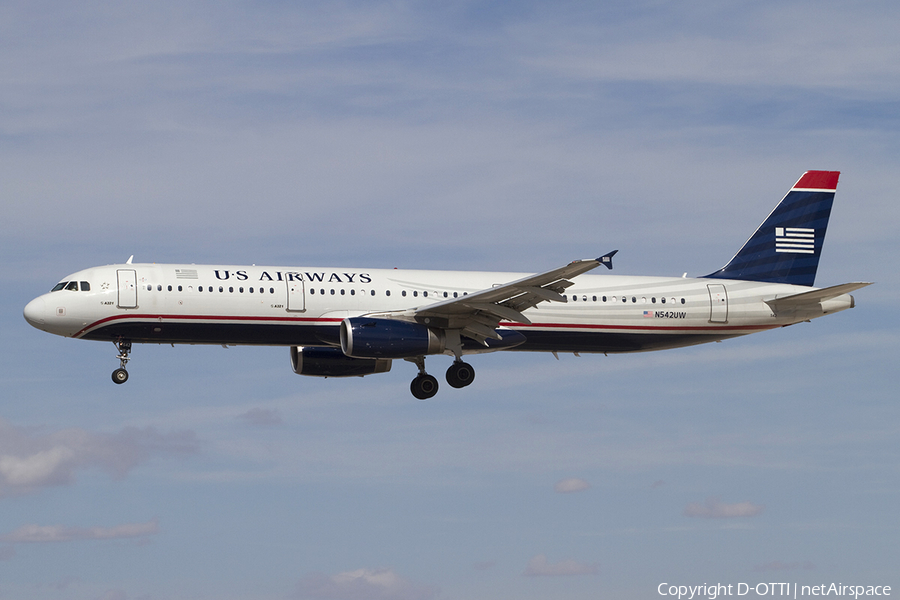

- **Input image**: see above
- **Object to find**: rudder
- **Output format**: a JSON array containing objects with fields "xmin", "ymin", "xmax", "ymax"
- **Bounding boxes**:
[{"xmin": 705, "ymin": 171, "xmax": 839, "ymax": 287}]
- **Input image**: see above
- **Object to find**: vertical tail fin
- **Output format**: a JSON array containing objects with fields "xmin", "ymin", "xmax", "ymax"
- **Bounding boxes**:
[{"xmin": 705, "ymin": 171, "xmax": 839, "ymax": 287}]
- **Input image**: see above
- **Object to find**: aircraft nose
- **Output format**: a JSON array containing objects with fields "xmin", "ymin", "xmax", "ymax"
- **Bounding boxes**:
[{"xmin": 23, "ymin": 296, "xmax": 48, "ymax": 329}]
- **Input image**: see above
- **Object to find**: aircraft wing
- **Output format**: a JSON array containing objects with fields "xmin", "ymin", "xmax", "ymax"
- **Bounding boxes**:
[{"xmin": 374, "ymin": 251, "xmax": 617, "ymax": 344}]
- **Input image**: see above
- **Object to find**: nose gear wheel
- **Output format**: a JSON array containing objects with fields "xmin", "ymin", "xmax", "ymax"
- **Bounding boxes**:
[{"xmin": 112, "ymin": 339, "xmax": 132, "ymax": 385}]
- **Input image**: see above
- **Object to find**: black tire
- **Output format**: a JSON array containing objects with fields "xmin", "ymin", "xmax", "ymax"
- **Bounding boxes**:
[
  {"xmin": 446, "ymin": 361, "xmax": 475, "ymax": 388},
  {"xmin": 112, "ymin": 368, "xmax": 129, "ymax": 384},
  {"xmin": 410, "ymin": 374, "xmax": 439, "ymax": 400}
]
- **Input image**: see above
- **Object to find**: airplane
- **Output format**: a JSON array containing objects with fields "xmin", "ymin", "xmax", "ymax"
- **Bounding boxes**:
[{"xmin": 23, "ymin": 171, "xmax": 870, "ymax": 399}]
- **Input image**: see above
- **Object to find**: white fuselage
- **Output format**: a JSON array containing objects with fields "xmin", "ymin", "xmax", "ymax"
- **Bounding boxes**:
[{"xmin": 23, "ymin": 262, "xmax": 855, "ymax": 355}]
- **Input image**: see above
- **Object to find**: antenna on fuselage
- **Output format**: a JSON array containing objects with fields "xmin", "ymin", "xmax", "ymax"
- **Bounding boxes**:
[{"xmin": 126, "ymin": 255, "xmax": 134, "ymax": 264}]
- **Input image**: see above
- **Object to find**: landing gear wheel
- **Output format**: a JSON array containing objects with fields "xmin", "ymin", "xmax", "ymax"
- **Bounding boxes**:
[
  {"xmin": 446, "ymin": 361, "xmax": 475, "ymax": 389},
  {"xmin": 112, "ymin": 338, "xmax": 133, "ymax": 384},
  {"xmin": 410, "ymin": 373, "xmax": 439, "ymax": 400}
]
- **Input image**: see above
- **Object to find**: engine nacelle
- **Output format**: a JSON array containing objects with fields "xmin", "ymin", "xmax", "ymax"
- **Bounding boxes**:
[
  {"xmin": 290, "ymin": 346, "xmax": 391, "ymax": 378},
  {"xmin": 340, "ymin": 317, "xmax": 445, "ymax": 359}
]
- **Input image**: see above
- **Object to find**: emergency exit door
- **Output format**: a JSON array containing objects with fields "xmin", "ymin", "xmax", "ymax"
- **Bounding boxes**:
[{"xmin": 286, "ymin": 278, "xmax": 306, "ymax": 312}]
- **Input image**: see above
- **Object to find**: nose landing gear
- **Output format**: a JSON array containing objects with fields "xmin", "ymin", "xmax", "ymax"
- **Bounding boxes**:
[{"xmin": 111, "ymin": 339, "xmax": 132, "ymax": 384}]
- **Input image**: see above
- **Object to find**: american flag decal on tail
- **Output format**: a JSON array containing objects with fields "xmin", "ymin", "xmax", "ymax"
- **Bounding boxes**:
[{"xmin": 775, "ymin": 227, "xmax": 815, "ymax": 254}]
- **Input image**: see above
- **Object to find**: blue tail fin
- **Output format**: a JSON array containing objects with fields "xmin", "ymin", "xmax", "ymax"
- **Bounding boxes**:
[{"xmin": 705, "ymin": 171, "xmax": 839, "ymax": 287}]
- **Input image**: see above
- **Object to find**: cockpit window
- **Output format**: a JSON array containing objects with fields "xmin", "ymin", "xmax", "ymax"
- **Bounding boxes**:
[
  {"xmin": 51, "ymin": 282, "xmax": 67, "ymax": 292},
  {"xmin": 65, "ymin": 281, "xmax": 79, "ymax": 291},
  {"xmin": 80, "ymin": 281, "xmax": 91, "ymax": 291}
]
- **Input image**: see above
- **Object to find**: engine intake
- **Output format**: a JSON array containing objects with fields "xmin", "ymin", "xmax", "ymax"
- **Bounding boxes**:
[
  {"xmin": 341, "ymin": 317, "xmax": 445, "ymax": 359},
  {"xmin": 291, "ymin": 346, "xmax": 391, "ymax": 378}
]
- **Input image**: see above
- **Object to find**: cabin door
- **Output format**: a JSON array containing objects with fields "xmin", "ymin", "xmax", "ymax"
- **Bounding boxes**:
[
  {"xmin": 117, "ymin": 269, "xmax": 138, "ymax": 308},
  {"xmin": 707, "ymin": 284, "xmax": 728, "ymax": 323}
]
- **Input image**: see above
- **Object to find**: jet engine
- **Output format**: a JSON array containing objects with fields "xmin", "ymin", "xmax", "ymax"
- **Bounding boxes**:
[
  {"xmin": 340, "ymin": 317, "xmax": 445, "ymax": 359},
  {"xmin": 290, "ymin": 346, "xmax": 391, "ymax": 377}
]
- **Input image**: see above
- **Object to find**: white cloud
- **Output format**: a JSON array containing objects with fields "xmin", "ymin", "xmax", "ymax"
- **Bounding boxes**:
[
  {"xmin": 0, "ymin": 519, "xmax": 158, "ymax": 543},
  {"xmin": 523, "ymin": 554, "xmax": 599, "ymax": 577},
  {"xmin": 0, "ymin": 419, "xmax": 198, "ymax": 497},
  {"xmin": 294, "ymin": 567, "xmax": 437, "ymax": 600},
  {"xmin": 683, "ymin": 497, "xmax": 764, "ymax": 519},
  {"xmin": 554, "ymin": 477, "xmax": 590, "ymax": 493}
]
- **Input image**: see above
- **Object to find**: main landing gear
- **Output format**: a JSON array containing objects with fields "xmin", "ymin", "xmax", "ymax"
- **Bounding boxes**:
[
  {"xmin": 111, "ymin": 338, "xmax": 132, "ymax": 384},
  {"xmin": 407, "ymin": 356, "xmax": 476, "ymax": 400}
]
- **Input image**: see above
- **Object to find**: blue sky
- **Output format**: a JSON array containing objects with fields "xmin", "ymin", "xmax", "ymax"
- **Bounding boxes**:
[{"xmin": 2, "ymin": 1, "xmax": 898, "ymax": 598}]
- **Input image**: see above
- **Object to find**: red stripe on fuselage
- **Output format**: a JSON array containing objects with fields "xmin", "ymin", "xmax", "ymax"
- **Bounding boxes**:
[
  {"xmin": 74, "ymin": 313, "xmax": 777, "ymax": 340},
  {"xmin": 74, "ymin": 313, "xmax": 344, "ymax": 338}
]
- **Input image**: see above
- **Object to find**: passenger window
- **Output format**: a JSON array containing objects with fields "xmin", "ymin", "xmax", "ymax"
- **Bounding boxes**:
[
  {"xmin": 80, "ymin": 281, "xmax": 91, "ymax": 291},
  {"xmin": 146, "ymin": 284, "xmax": 152, "ymax": 291},
  {"xmin": 269, "ymin": 288, "xmax": 274, "ymax": 294},
  {"xmin": 402, "ymin": 291, "xmax": 407, "ymax": 297},
  {"xmin": 602, "ymin": 296, "xmax": 607, "ymax": 302},
  {"xmin": 330, "ymin": 289, "xmax": 335, "ymax": 295},
  {"xmin": 168, "ymin": 285, "xmax": 172, "ymax": 292},
  {"xmin": 386, "ymin": 290, "xmax": 391, "ymax": 296},
  {"xmin": 632, "ymin": 297, "xmax": 636, "ymax": 303},
  {"xmin": 681, "ymin": 298, "xmax": 686, "ymax": 304},
  {"xmin": 219, "ymin": 286, "xmax": 223, "ymax": 292},
  {"xmin": 350, "ymin": 289, "xmax": 355, "ymax": 295},
  {"xmin": 454, "ymin": 292, "xmax": 458, "ymax": 298},
  {"xmin": 661, "ymin": 297, "xmax": 666, "ymax": 304},
  {"xmin": 582, "ymin": 295, "xmax": 587, "ymax": 302},
  {"xmin": 340, "ymin": 289, "xmax": 345, "ymax": 295},
  {"xmin": 443, "ymin": 292, "xmax": 448, "ymax": 298},
  {"xmin": 423, "ymin": 291, "xmax": 428, "ymax": 298},
  {"xmin": 249, "ymin": 287, "xmax": 253, "ymax": 293},
  {"xmin": 178, "ymin": 285, "xmax": 183, "ymax": 292},
  {"xmin": 371, "ymin": 290, "xmax": 375, "ymax": 296},
  {"xmin": 158, "ymin": 285, "xmax": 162, "ymax": 291},
  {"xmin": 592, "ymin": 296, "xmax": 597, "ymax": 302},
  {"xmin": 651, "ymin": 297, "xmax": 656, "ymax": 303}
]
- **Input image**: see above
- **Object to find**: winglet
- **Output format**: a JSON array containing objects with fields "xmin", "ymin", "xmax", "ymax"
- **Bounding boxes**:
[{"xmin": 598, "ymin": 250, "xmax": 618, "ymax": 270}]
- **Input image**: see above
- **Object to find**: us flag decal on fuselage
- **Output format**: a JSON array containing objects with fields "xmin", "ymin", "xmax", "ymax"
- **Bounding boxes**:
[{"xmin": 775, "ymin": 227, "xmax": 815, "ymax": 254}]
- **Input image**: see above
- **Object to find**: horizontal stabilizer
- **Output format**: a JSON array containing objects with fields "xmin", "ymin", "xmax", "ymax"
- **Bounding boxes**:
[{"xmin": 765, "ymin": 282, "xmax": 872, "ymax": 310}]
